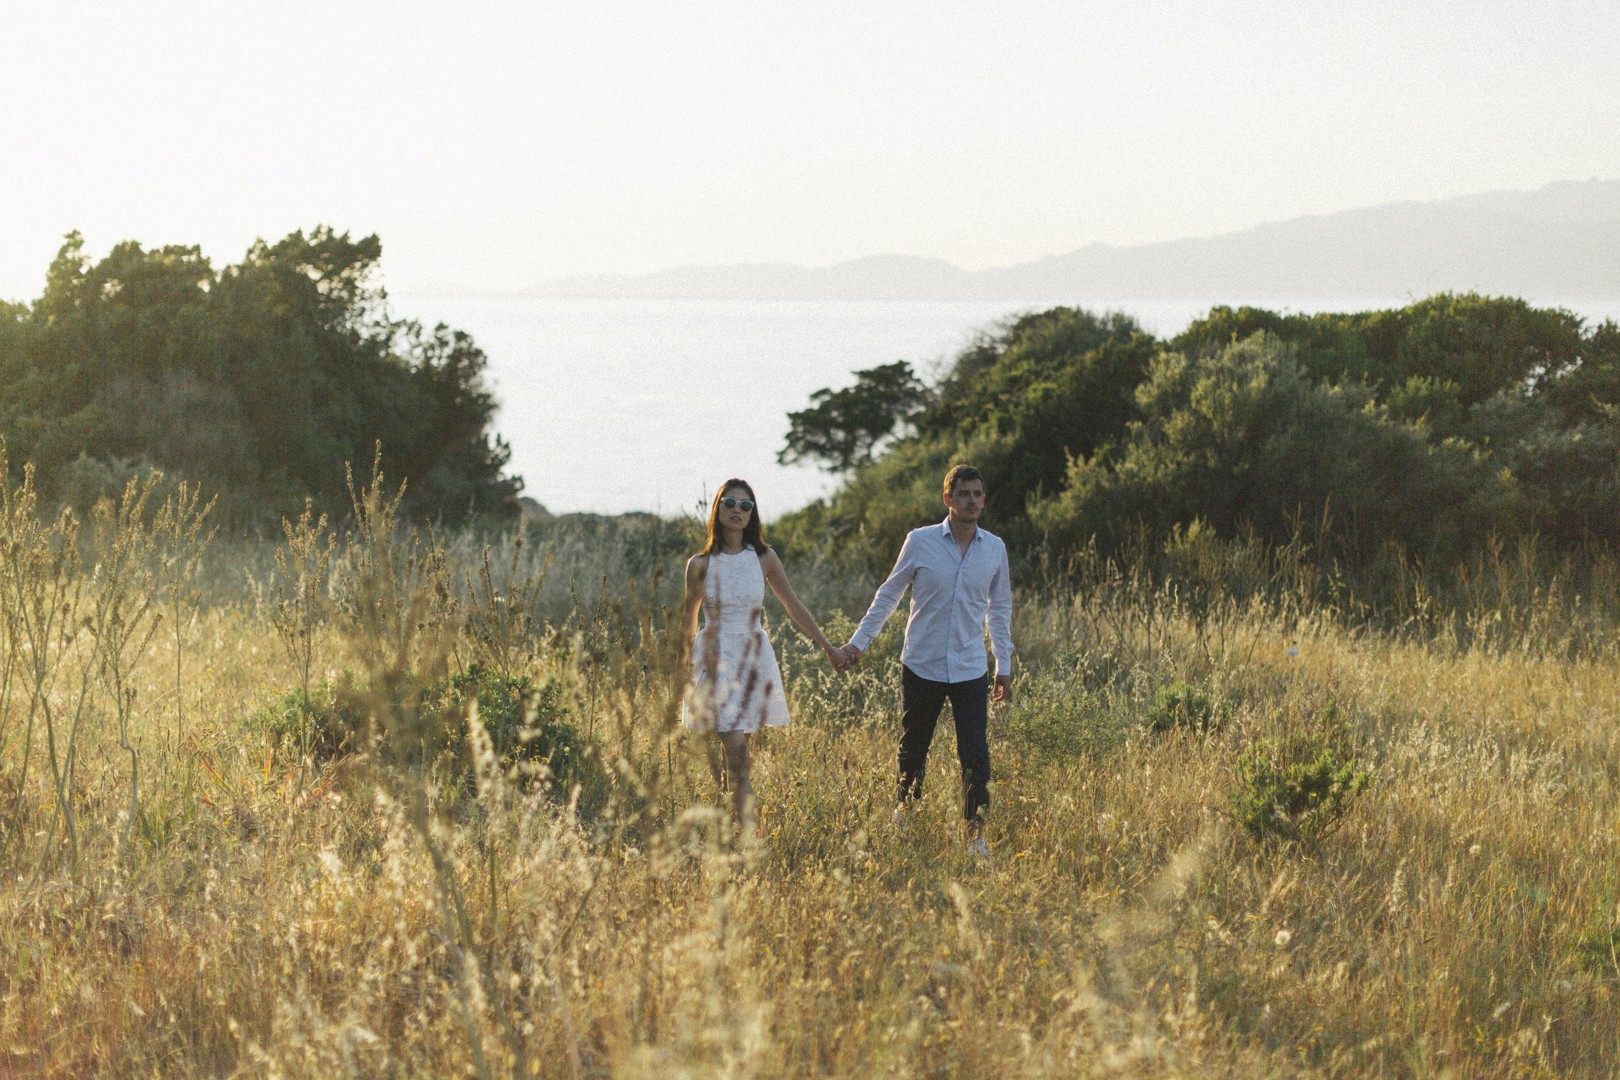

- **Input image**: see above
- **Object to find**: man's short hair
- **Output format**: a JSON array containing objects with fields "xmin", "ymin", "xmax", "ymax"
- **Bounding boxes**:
[{"xmin": 943, "ymin": 464, "xmax": 984, "ymax": 496}]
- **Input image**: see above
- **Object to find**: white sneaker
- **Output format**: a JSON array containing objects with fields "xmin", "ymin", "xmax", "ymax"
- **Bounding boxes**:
[
  {"xmin": 891, "ymin": 806, "xmax": 909, "ymax": 833},
  {"xmin": 968, "ymin": 837, "xmax": 992, "ymax": 862}
]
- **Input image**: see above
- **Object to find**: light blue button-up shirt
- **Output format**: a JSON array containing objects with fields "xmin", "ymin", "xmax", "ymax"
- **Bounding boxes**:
[{"xmin": 849, "ymin": 518, "xmax": 1014, "ymax": 683}]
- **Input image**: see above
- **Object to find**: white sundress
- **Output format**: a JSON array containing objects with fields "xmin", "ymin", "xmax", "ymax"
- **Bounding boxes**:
[{"xmin": 682, "ymin": 549, "xmax": 791, "ymax": 733}]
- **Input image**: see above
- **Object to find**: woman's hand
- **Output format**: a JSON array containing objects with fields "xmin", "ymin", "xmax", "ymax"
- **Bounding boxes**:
[{"xmin": 822, "ymin": 642, "xmax": 847, "ymax": 672}]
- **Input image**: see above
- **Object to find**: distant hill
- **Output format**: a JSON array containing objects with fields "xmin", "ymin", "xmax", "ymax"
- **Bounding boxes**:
[{"xmin": 530, "ymin": 179, "xmax": 1620, "ymax": 301}]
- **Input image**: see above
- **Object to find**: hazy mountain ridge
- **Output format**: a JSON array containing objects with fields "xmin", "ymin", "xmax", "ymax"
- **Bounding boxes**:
[{"xmin": 530, "ymin": 179, "xmax": 1620, "ymax": 301}]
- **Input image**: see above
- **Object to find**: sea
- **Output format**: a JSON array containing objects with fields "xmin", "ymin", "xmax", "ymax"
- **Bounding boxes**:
[{"xmin": 393, "ymin": 295, "xmax": 1620, "ymax": 518}]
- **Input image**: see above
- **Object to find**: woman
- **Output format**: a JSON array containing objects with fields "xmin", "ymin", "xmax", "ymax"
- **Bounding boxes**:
[{"xmin": 681, "ymin": 479, "xmax": 842, "ymax": 829}]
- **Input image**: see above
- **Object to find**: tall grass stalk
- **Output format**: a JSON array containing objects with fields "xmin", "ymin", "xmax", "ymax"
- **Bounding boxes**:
[
  {"xmin": 270, "ymin": 499, "xmax": 336, "ymax": 763},
  {"xmin": 155, "ymin": 480, "xmax": 217, "ymax": 738}
]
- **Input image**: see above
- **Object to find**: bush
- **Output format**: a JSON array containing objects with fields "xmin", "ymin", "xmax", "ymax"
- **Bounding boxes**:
[
  {"xmin": 1574, "ymin": 923, "xmax": 1620, "ymax": 980},
  {"xmin": 1029, "ymin": 334, "xmax": 1518, "ymax": 569},
  {"xmin": 256, "ymin": 663, "xmax": 605, "ymax": 814},
  {"xmin": 1145, "ymin": 680, "xmax": 1218, "ymax": 734},
  {"xmin": 435, "ymin": 663, "xmax": 602, "ymax": 805},
  {"xmin": 1231, "ymin": 728, "xmax": 1369, "ymax": 843},
  {"xmin": 258, "ymin": 682, "xmax": 366, "ymax": 762}
]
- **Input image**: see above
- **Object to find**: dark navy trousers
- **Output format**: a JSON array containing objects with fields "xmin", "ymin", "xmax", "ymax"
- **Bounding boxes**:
[{"xmin": 897, "ymin": 665, "xmax": 990, "ymax": 825}]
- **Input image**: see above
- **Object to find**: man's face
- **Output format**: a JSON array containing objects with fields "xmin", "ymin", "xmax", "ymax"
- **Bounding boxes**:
[{"xmin": 945, "ymin": 479, "xmax": 986, "ymax": 524}]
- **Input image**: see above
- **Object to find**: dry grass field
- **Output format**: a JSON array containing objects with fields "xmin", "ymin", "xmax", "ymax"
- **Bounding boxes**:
[{"xmin": 2, "ymin": 465, "xmax": 1618, "ymax": 1077}]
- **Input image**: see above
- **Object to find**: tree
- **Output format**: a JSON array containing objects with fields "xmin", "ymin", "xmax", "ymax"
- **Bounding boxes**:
[
  {"xmin": 1028, "ymin": 334, "xmax": 1517, "ymax": 566},
  {"xmin": 0, "ymin": 228, "xmax": 520, "ymax": 524},
  {"xmin": 779, "ymin": 360, "xmax": 928, "ymax": 472},
  {"xmin": 777, "ymin": 296, "xmax": 1618, "ymax": 581},
  {"xmin": 1173, "ymin": 294, "xmax": 1588, "ymax": 407}
]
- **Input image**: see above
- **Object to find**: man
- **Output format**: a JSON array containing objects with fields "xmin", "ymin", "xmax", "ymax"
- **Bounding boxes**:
[{"xmin": 839, "ymin": 464, "xmax": 1013, "ymax": 860}]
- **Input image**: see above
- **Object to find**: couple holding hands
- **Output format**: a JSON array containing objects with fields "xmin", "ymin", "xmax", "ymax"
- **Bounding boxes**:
[{"xmin": 680, "ymin": 464, "xmax": 1014, "ymax": 859}]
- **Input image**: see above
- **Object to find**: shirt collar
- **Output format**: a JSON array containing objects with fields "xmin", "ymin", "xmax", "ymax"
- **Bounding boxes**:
[{"xmin": 937, "ymin": 516, "xmax": 980, "ymax": 545}]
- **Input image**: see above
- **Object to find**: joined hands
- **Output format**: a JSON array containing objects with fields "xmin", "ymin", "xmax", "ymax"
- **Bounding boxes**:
[{"xmin": 823, "ymin": 642, "xmax": 863, "ymax": 673}]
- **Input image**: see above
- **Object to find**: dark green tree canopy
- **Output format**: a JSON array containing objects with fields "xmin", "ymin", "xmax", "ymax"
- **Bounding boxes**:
[
  {"xmin": 779, "ymin": 360, "xmax": 929, "ymax": 472},
  {"xmin": 1174, "ymin": 294, "xmax": 1588, "ymax": 407},
  {"xmin": 1029, "ymin": 334, "xmax": 1516, "ymax": 564},
  {"xmin": 1, "ymin": 228, "xmax": 520, "ymax": 524},
  {"xmin": 778, "ymin": 294, "xmax": 1620, "ymax": 577},
  {"xmin": 776, "ymin": 308, "xmax": 1157, "ymax": 562}
]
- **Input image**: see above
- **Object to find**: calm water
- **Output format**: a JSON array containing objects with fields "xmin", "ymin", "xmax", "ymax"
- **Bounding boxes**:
[{"xmin": 395, "ymin": 295, "xmax": 1620, "ymax": 516}]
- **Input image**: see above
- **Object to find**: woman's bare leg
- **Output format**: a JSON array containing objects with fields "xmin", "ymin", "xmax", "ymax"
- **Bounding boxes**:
[
  {"xmin": 718, "ymin": 730, "xmax": 755, "ymax": 833},
  {"xmin": 705, "ymin": 735, "xmax": 728, "ymax": 795}
]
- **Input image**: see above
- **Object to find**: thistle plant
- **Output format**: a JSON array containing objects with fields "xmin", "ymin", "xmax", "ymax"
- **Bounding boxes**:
[
  {"xmin": 459, "ymin": 535, "xmax": 551, "ymax": 682},
  {"xmin": 0, "ymin": 454, "xmax": 95, "ymax": 871},
  {"xmin": 87, "ymin": 472, "xmax": 167, "ymax": 865}
]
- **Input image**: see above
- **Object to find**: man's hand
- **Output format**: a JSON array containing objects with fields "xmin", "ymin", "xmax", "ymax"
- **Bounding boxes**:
[
  {"xmin": 992, "ymin": 674, "xmax": 1012, "ymax": 703},
  {"xmin": 840, "ymin": 643, "xmax": 864, "ymax": 670}
]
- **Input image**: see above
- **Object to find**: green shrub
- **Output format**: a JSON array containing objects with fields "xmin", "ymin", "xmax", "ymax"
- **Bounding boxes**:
[
  {"xmin": 258, "ymin": 682, "xmax": 366, "ymax": 762},
  {"xmin": 435, "ymin": 663, "xmax": 600, "ymax": 803},
  {"xmin": 256, "ymin": 663, "xmax": 606, "ymax": 815},
  {"xmin": 1231, "ymin": 731, "xmax": 1369, "ymax": 842},
  {"xmin": 1000, "ymin": 683, "xmax": 1127, "ymax": 764},
  {"xmin": 1145, "ymin": 680, "xmax": 1218, "ymax": 734},
  {"xmin": 1574, "ymin": 923, "xmax": 1620, "ymax": 980}
]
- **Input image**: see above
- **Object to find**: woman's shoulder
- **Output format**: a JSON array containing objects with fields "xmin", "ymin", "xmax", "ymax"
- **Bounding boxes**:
[{"xmin": 685, "ymin": 551, "xmax": 711, "ymax": 576}]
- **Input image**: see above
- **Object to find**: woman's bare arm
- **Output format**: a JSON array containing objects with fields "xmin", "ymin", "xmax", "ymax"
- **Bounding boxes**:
[
  {"xmin": 681, "ymin": 554, "xmax": 707, "ymax": 650},
  {"xmin": 760, "ymin": 549, "xmax": 838, "ymax": 661}
]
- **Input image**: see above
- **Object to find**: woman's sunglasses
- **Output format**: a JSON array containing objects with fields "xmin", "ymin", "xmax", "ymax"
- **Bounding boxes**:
[{"xmin": 720, "ymin": 496, "xmax": 755, "ymax": 511}]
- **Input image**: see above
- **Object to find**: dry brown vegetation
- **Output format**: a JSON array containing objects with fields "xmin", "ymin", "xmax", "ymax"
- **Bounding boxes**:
[{"xmin": 1, "ymin": 459, "xmax": 1618, "ymax": 1078}]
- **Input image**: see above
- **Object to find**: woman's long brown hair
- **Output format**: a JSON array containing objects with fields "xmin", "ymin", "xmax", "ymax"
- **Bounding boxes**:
[{"xmin": 701, "ymin": 479, "xmax": 768, "ymax": 555}]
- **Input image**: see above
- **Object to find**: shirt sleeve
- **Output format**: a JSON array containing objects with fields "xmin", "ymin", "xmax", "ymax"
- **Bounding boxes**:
[
  {"xmin": 987, "ymin": 540, "xmax": 1014, "ymax": 677},
  {"xmin": 849, "ymin": 531, "xmax": 920, "ymax": 651}
]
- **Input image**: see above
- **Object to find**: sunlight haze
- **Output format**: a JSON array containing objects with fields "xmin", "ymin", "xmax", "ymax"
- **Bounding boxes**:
[{"xmin": 3, "ymin": 0, "xmax": 1616, "ymax": 300}]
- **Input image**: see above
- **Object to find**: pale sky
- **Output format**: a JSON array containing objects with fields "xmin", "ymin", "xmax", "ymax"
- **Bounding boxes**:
[{"xmin": 3, "ymin": 0, "xmax": 1617, "ymax": 301}]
